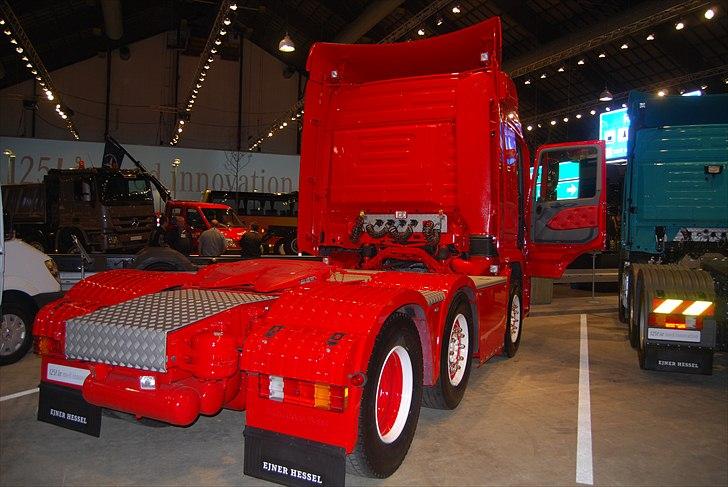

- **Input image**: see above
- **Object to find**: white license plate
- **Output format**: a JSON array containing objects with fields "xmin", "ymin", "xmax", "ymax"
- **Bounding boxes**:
[
  {"xmin": 647, "ymin": 328, "xmax": 700, "ymax": 343},
  {"xmin": 46, "ymin": 363, "xmax": 90, "ymax": 386},
  {"xmin": 130, "ymin": 235, "xmax": 143, "ymax": 241}
]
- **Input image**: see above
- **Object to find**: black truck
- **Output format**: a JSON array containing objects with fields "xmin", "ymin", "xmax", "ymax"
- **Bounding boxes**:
[{"xmin": 2, "ymin": 167, "xmax": 155, "ymax": 253}]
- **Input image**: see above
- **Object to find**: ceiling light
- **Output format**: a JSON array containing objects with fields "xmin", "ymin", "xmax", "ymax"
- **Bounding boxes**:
[
  {"xmin": 219, "ymin": 29, "xmax": 227, "ymax": 36},
  {"xmin": 15, "ymin": 46, "xmax": 22, "ymax": 53},
  {"xmin": 229, "ymin": 3, "xmax": 237, "ymax": 10},
  {"xmin": 557, "ymin": 66, "xmax": 564, "ymax": 72},
  {"xmin": 621, "ymin": 43, "xmax": 628, "ymax": 49},
  {"xmin": 704, "ymin": 8, "xmax": 715, "ymax": 20},
  {"xmin": 701, "ymin": 84, "xmax": 707, "ymax": 90},
  {"xmin": 540, "ymin": 73, "xmax": 547, "ymax": 79},
  {"xmin": 646, "ymin": 33, "xmax": 655, "ymax": 41},
  {"xmin": 21, "ymin": 55, "xmax": 28, "ymax": 61},
  {"xmin": 563, "ymin": 117, "xmax": 569, "ymax": 122},
  {"xmin": 204, "ymin": 64, "xmax": 210, "ymax": 69},
  {"xmin": 622, "ymin": 103, "xmax": 627, "ymax": 108},
  {"xmin": 537, "ymin": 123, "xmax": 542, "ymax": 128},
  {"xmin": 526, "ymin": 125, "xmax": 533, "ymax": 131},
  {"xmin": 31, "ymin": 69, "xmax": 37, "ymax": 74},
  {"xmin": 657, "ymin": 89, "xmax": 667, "ymax": 96},
  {"xmin": 214, "ymin": 39, "xmax": 222, "ymax": 45},
  {"xmin": 0, "ymin": 19, "xmax": 5, "ymax": 25},
  {"xmin": 436, "ymin": 18, "xmax": 443, "ymax": 26},
  {"xmin": 576, "ymin": 113, "xmax": 582, "ymax": 119},
  {"xmin": 675, "ymin": 21, "xmax": 684, "ymax": 30},
  {"xmin": 279, "ymin": 33, "xmax": 295, "ymax": 52},
  {"xmin": 178, "ymin": 128, "xmax": 183, "ymax": 133},
  {"xmin": 599, "ymin": 87, "xmax": 614, "ymax": 102},
  {"xmin": 417, "ymin": 28, "xmax": 425, "ymax": 36},
  {"xmin": 452, "ymin": 5, "xmax": 461, "ymax": 14},
  {"xmin": 577, "ymin": 59, "xmax": 585, "ymax": 65},
  {"xmin": 550, "ymin": 120, "xmax": 556, "ymax": 125},
  {"xmin": 590, "ymin": 109, "xmax": 596, "ymax": 115},
  {"xmin": 179, "ymin": 120, "xmax": 185, "ymax": 125},
  {"xmin": 223, "ymin": 18, "xmax": 231, "ymax": 25},
  {"xmin": 268, "ymin": 132, "xmax": 273, "ymax": 137},
  {"xmin": 46, "ymin": 91, "xmax": 54, "ymax": 101},
  {"xmin": 605, "ymin": 106, "xmax": 611, "ymax": 111},
  {"xmin": 26, "ymin": 63, "xmax": 32, "ymax": 68},
  {"xmin": 524, "ymin": 79, "xmax": 531, "ymax": 85},
  {"xmin": 208, "ymin": 57, "xmax": 214, "ymax": 62},
  {"xmin": 598, "ymin": 52, "xmax": 606, "ymax": 58}
]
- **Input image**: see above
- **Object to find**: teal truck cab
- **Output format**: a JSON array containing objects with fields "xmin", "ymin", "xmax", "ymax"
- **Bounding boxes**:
[{"xmin": 619, "ymin": 91, "xmax": 727, "ymax": 374}]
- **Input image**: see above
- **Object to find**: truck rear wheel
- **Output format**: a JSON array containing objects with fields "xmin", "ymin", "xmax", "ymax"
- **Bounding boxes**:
[
  {"xmin": 618, "ymin": 262, "xmax": 629, "ymax": 324},
  {"xmin": 347, "ymin": 314, "xmax": 423, "ymax": 478},
  {"xmin": 0, "ymin": 297, "xmax": 35, "ymax": 366},
  {"xmin": 503, "ymin": 280, "xmax": 523, "ymax": 357},
  {"xmin": 628, "ymin": 266, "xmax": 640, "ymax": 348},
  {"xmin": 422, "ymin": 295, "xmax": 473, "ymax": 410},
  {"xmin": 635, "ymin": 275, "xmax": 648, "ymax": 369}
]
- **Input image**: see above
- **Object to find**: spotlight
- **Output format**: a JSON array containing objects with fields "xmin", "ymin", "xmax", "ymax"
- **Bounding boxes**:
[
  {"xmin": 598, "ymin": 52, "xmax": 606, "ymax": 58},
  {"xmin": 563, "ymin": 117, "xmax": 569, "ymax": 122},
  {"xmin": 590, "ymin": 109, "xmax": 596, "ymax": 115},
  {"xmin": 540, "ymin": 73, "xmax": 547, "ymax": 79},
  {"xmin": 657, "ymin": 89, "xmax": 667, "ymax": 96},
  {"xmin": 524, "ymin": 79, "xmax": 531, "ymax": 85},
  {"xmin": 675, "ymin": 21, "xmax": 684, "ymax": 30},
  {"xmin": 557, "ymin": 67, "xmax": 564, "ymax": 72},
  {"xmin": 417, "ymin": 28, "xmax": 425, "ymax": 36},
  {"xmin": 550, "ymin": 120, "xmax": 556, "ymax": 125},
  {"xmin": 452, "ymin": 5, "xmax": 461, "ymax": 14},
  {"xmin": 576, "ymin": 113, "xmax": 582, "ymax": 119},
  {"xmin": 577, "ymin": 59, "xmax": 585, "ymax": 65},
  {"xmin": 621, "ymin": 43, "xmax": 628, "ymax": 49},
  {"xmin": 646, "ymin": 33, "xmax": 655, "ymax": 41},
  {"xmin": 704, "ymin": 8, "xmax": 715, "ymax": 20},
  {"xmin": 526, "ymin": 125, "xmax": 533, "ymax": 131}
]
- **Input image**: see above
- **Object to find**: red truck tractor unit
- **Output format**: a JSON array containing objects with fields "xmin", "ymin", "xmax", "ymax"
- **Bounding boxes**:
[{"xmin": 33, "ymin": 18, "xmax": 606, "ymax": 486}]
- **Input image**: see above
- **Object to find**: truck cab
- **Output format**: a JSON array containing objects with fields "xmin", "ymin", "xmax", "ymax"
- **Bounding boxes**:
[
  {"xmin": 2, "ymin": 168, "xmax": 155, "ymax": 253},
  {"xmin": 165, "ymin": 200, "xmax": 247, "ymax": 252},
  {"xmin": 31, "ymin": 17, "xmax": 608, "ymax": 486}
]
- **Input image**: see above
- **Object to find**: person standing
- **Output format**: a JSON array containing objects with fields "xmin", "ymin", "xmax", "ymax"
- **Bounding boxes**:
[
  {"xmin": 198, "ymin": 219, "xmax": 226, "ymax": 257},
  {"xmin": 240, "ymin": 223, "xmax": 262, "ymax": 258}
]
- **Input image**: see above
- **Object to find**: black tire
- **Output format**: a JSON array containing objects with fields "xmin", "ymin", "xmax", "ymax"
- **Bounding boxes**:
[
  {"xmin": 503, "ymin": 279, "xmax": 523, "ymax": 358},
  {"xmin": 618, "ymin": 262, "xmax": 628, "ymax": 324},
  {"xmin": 422, "ymin": 294, "xmax": 473, "ymax": 410},
  {"xmin": 347, "ymin": 313, "xmax": 423, "ymax": 478},
  {"xmin": 628, "ymin": 267, "xmax": 639, "ymax": 348},
  {"xmin": 635, "ymin": 275, "xmax": 647, "ymax": 369},
  {"xmin": 58, "ymin": 229, "xmax": 84, "ymax": 253},
  {"xmin": 0, "ymin": 297, "xmax": 36, "ymax": 366}
]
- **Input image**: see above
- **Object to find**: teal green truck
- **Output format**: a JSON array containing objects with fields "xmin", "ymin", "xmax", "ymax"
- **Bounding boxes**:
[{"xmin": 619, "ymin": 91, "xmax": 727, "ymax": 374}]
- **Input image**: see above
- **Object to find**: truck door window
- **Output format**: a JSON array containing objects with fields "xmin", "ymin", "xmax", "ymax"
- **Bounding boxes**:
[
  {"xmin": 534, "ymin": 147, "xmax": 598, "ymax": 202},
  {"xmin": 73, "ymin": 177, "xmax": 93, "ymax": 203},
  {"xmin": 187, "ymin": 209, "xmax": 205, "ymax": 230}
]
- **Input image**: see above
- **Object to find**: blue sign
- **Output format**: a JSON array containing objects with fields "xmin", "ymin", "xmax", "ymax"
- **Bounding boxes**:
[
  {"xmin": 599, "ymin": 108, "xmax": 630, "ymax": 160},
  {"xmin": 532, "ymin": 161, "xmax": 581, "ymax": 200}
]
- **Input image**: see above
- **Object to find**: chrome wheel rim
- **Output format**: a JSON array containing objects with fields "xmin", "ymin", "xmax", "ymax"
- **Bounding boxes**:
[
  {"xmin": 447, "ymin": 313, "xmax": 469, "ymax": 386},
  {"xmin": 0, "ymin": 313, "xmax": 27, "ymax": 356},
  {"xmin": 510, "ymin": 295, "xmax": 521, "ymax": 343}
]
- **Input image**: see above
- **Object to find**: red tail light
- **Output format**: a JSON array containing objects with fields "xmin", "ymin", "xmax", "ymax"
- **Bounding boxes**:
[
  {"xmin": 34, "ymin": 336, "xmax": 62, "ymax": 356},
  {"xmin": 258, "ymin": 374, "xmax": 348, "ymax": 412}
]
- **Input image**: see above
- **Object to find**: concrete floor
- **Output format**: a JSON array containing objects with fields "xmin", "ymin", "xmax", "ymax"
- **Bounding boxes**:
[{"xmin": 1, "ymin": 293, "xmax": 726, "ymax": 486}]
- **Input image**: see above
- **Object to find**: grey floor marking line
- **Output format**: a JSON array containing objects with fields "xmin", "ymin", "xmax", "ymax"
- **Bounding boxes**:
[
  {"xmin": 576, "ymin": 313, "xmax": 594, "ymax": 485},
  {"xmin": 0, "ymin": 387, "xmax": 39, "ymax": 402}
]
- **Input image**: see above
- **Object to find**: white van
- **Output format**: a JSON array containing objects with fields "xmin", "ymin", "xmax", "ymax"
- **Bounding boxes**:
[{"xmin": 1, "ymin": 186, "xmax": 63, "ymax": 365}]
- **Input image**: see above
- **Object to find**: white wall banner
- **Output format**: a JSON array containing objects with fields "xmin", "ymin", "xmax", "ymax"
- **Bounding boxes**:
[{"xmin": 0, "ymin": 136, "xmax": 300, "ymax": 202}]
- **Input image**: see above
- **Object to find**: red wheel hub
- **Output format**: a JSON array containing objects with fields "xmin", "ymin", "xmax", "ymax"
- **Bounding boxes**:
[{"xmin": 376, "ymin": 351, "xmax": 403, "ymax": 437}]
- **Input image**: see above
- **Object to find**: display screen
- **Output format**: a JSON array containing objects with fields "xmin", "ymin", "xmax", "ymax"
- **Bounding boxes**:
[
  {"xmin": 599, "ymin": 108, "xmax": 630, "ymax": 160},
  {"xmin": 532, "ymin": 161, "xmax": 581, "ymax": 200}
]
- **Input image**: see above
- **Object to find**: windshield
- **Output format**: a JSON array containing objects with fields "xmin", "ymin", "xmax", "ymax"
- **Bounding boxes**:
[
  {"xmin": 101, "ymin": 175, "xmax": 153, "ymax": 204},
  {"xmin": 201, "ymin": 207, "xmax": 244, "ymax": 227}
]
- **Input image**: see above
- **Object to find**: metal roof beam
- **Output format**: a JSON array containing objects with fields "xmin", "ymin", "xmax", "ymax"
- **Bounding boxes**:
[{"xmin": 504, "ymin": 0, "xmax": 711, "ymax": 78}]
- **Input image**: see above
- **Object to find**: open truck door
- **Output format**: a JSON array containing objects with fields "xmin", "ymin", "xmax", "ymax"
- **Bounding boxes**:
[{"xmin": 527, "ymin": 140, "xmax": 606, "ymax": 278}]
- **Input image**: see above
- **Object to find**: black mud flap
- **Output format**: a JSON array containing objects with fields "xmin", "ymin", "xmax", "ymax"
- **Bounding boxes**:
[
  {"xmin": 643, "ymin": 345, "xmax": 713, "ymax": 375},
  {"xmin": 37, "ymin": 382, "xmax": 102, "ymax": 437},
  {"xmin": 244, "ymin": 426, "xmax": 346, "ymax": 487}
]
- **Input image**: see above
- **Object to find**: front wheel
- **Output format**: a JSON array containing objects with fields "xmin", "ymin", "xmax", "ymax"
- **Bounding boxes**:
[
  {"xmin": 503, "ymin": 280, "xmax": 523, "ymax": 357},
  {"xmin": 0, "ymin": 297, "xmax": 36, "ymax": 366},
  {"xmin": 422, "ymin": 294, "xmax": 473, "ymax": 410},
  {"xmin": 347, "ymin": 314, "xmax": 423, "ymax": 478}
]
